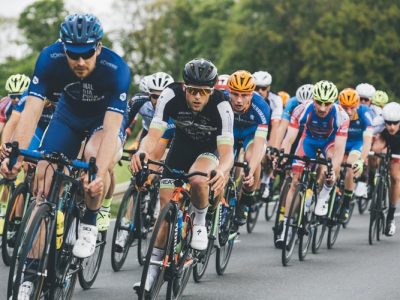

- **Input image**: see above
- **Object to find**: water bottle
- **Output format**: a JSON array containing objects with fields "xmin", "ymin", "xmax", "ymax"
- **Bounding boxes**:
[
  {"xmin": 56, "ymin": 210, "xmax": 64, "ymax": 250},
  {"xmin": 304, "ymin": 189, "xmax": 313, "ymax": 213}
]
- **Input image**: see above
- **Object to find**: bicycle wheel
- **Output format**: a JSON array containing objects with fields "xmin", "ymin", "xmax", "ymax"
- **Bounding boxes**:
[
  {"xmin": 246, "ymin": 202, "xmax": 261, "ymax": 233},
  {"xmin": 282, "ymin": 186, "xmax": 301, "ymax": 266},
  {"xmin": 342, "ymin": 200, "xmax": 355, "ymax": 228},
  {"xmin": 357, "ymin": 196, "xmax": 369, "ymax": 214},
  {"xmin": 137, "ymin": 202, "xmax": 175, "ymax": 300},
  {"xmin": 2, "ymin": 183, "xmax": 29, "ymax": 266},
  {"xmin": 298, "ymin": 196, "xmax": 313, "ymax": 261},
  {"xmin": 265, "ymin": 175, "xmax": 282, "ymax": 221},
  {"xmin": 111, "ymin": 185, "xmax": 137, "ymax": 271},
  {"xmin": 311, "ymin": 188, "xmax": 327, "ymax": 254},
  {"xmin": 327, "ymin": 197, "xmax": 341, "ymax": 249},
  {"xmin": 50, "ymin": 214, "xmax": 80, "ymax": 300},
  {"xmin": 9, "ymin": 204, "xmax": 52, "ymax": 300},
  {"xmin": 0, "ymin": 179, "xmax": 15, "ymax": 247},
  {"xmin": 138, "ymin": 192, "xmax": 153, "ymax": 266},
  {"xmin": 78, "ymin": 230, "xmax": 107, "ymax": 289},
  {"xmin": 273, "ymin": 177, "xmax": 291, "ymax": 248},
  {"xmin": 216, "ymin": 188, "xmax": 237, "ymax": 275},
  {"xmin": 369, "ymin": 177, "xmax": 382, "ymax": 245},
  {"xmin": 193, "ymin": 212, "xmax": 214, "ymax": 282}
]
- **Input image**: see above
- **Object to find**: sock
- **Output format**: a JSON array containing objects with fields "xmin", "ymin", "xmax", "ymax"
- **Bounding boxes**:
[
  {"xmin": 82, "ymin": 208, "xmax": 99, "ymax": 226},
  {"xmin": 193, "ymin": 206, "xmax": 208, "ymax": 226},
  {"xmin": 343, "ymin": 190, "xmax": 353, "ymax": 209},
  {"xmin": 387, "ymin": 204, "xmax": 396, "ymax": 221},
  {"xmin": 149, "ymin": 247, "xmax": 164, "ymax": 279},
  {"xmin": 102, "ymin": 197, "xmax": 112, "ymax": 208},
  {"xmin": 319, "ymin": 184, "xmax": 333, "ymax": 201}
]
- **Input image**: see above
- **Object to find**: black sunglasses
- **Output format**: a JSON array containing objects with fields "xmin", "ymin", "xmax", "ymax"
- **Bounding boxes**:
[
  {"xmin": 150, "ymin": 93, "xmax": 160, "ymax": 100},
  {"xmin": 256, "ymin": 86, "xmax": 268, "ymax": 91},
  {"xmin": 66, "ymin": 48, "xmax": 96, "ymax": 60},
  {"xmin": 8, "ymin": 94, "xmax": 21, "ymax": 100},
  {"xmin": 360, "ymin": 97, "xmax": 370, "ymax": 102},
  {"xmin": 385, "ymin": 120, "xmax": 400, "ymax": 126}
]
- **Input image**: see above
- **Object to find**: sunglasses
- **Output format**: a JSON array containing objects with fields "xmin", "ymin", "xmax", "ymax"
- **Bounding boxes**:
[
  {"xmin": 185, "ymin": 85, "xmax": 214, "ymax": 96},
  {"xmin": 256, "ymin": 86, "xmax": 268, "ymax": 91},
  {"xmin": 8, "ymin": 94, "xmax": 22, "ymax": 100},
  {"xmin": 360, "ymin": 97, "xmax": 370, "ymax": 102},
  {"xmin": 230, "ymin": 91, "xmax": 252, "ymax": 98},
  {"xmin": 385, "ymin": 120, "xmax": 400, "ymax": 126},
  {"xmin": 65, "ymin": 48, "xmax": 96, "ymax": 60},
  {"xmin": 315, "ymin": 100, "xmax": 333, "ymax": 106},
  {"xmin": 150, "ymin": 93, "xmax": 160, "ymax": 100}
]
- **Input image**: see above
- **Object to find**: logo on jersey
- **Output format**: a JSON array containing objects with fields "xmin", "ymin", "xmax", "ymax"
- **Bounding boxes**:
[
  {"xmin": 50, "ymin": 52, "xmax": 66, "ymax": 59},
  {"xmin": 32, "ymin": 76, "xmax": 39, "ymax": 84},
  {"xmin": 120, "ymin": 93, "xmax": 127, "ymax": 101}
]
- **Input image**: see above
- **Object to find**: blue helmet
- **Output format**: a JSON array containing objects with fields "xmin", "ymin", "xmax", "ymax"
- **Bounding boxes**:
[{"xmin": 60, "ymin": 14, "xmax": 103, "ymax": 46}]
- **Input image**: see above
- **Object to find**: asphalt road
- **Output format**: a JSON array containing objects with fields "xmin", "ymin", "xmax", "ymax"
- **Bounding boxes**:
[{"xmin": 1, "ymin": 206, "xmax": 400, "ymax": 300}]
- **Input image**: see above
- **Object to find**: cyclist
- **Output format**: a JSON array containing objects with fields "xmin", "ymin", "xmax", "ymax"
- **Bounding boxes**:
[
  {"xmin": 1, "ymin": 13, "xmax": 131, "ymax": 268},
  {"xmin": 371, "ymin": 90, "xmax": 389, "ymax": 133},
  {"xmin": 0, "ymin": 74, "xmax": 31, "ymax": 136},
  {"xmin": 278, "ymin": 91, "xmax": 290, "ymax": 108},
  {"xmin": 278, "ymin": 80, "xmax": 349, "ymax": 246},
  {"xmin": 131, "ymin": 58, "xmax": 234, "ymax": 292},
  {"xmin": 227, "ymin": 70, "xmax": 270, "ymax": 225},
  {"xmin": 371, "ymin": 102, "xmax": 400, "ymax": 236},
  {"xmin": 214, "ymin": 74, "xmax": 230, "ymax": 92},
  {"xmin": 338, "ymin": 88, "xmax": 373, "ymax": 222}
]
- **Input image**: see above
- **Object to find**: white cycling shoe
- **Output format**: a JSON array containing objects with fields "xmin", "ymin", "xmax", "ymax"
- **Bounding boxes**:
[
  {"xmin": 314, "ymin": 195, "xmax": 329, "ymax": 216},
  {"xmin": 17, "ymin": 281, "xmax": 33, "ymax": 300},
  {"xmin": 190, "ymin": 225, "xmax": 208, "ymax": 251},
  {"xmin": 72, "ymin": 223, "xmax": 98, "ymax": 259}
]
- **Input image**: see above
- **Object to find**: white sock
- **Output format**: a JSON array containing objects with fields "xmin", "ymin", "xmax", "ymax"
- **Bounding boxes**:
[
  {"xmin": 319, "ymin": 184, "xmax": 332, "ymax": 200},
  {"xmin": 193, "ymin": 206, "xmax": 208, "ymax": 226},
  {"xmin": 149, "ymin": 247, "xmax": 164, "ymax": 279}
]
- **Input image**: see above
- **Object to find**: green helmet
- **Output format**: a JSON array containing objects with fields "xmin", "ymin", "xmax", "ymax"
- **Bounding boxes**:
[
  {"xmin": 313, "ymin": 80, "xmax": 338, "ymax": 103},
  {"xmin": 5, "ymin": 74, "xmax": 30, "ymax": 94},
  {"xmin": 371, "ymin": 90, "xmax": 389, "ymax": 107}
]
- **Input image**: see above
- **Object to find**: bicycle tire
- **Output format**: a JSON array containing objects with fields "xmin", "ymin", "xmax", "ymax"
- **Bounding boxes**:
[
  {"xmin": 357, "ymin": 196, "xmax": 369, "ymax": 214},
  {"xmin": 311, "ymin": 188, "xmax": 326, "ymax": 254},
  {"xmin": 327, "ymin": 198, "xmax": 341, "ymax": 249},
  {"xmin": 282, "ymin": 185, "xmax": 301, "ymax": 266},
  {"xmin": 138, "ymin": 192, "xmax": 153, "ymax": 266},
  {"xmin": 2, "ymin": 183, "xmax": 29, "ymax": 266},
  {"xmin": 137, "ymin": 202, "xmax": 174, "ymax": 300},
  {"xmin": 111, "ymin": 185, "xmax": 137, "ymax": 271},
  {"xmin": 265, "ymin": 174, "xmax": 282, "ymax": 221},
  {"xmin": 246, "ymin": 202, "xmax": 261, "ymax": 233},
  {"xmin": 193, "ymin": 235, "xmax": 214, "ymax": 282},
  {"xmin": 369, "ymin": 177, "xmax": 382, "ymax": 245},
  {"xmin": 9, "ymin": 203, "xmax": 52, "ymax": 300},
  {"xmin": 273, "ymin": 177, "xmax": 291, "ymax": 248},
  {"xmin": 78, "ymin": 230, "xmax": 107, "ymax": 289},
  {"xmin": 298, "ymin": 193, "xmax": 313, "ymax": 261},
  {"xmin": 342, "ymin": 200, "xmax": 355, "ymax": 228}
]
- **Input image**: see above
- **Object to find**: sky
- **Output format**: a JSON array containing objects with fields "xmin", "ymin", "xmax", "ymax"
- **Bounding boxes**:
[{"xmin": 0, "ymin": 0, "xmax": 124, "ymax": 62}]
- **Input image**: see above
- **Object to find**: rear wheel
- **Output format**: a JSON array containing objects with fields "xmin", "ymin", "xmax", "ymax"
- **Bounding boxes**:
[
  {"xmin": 327, "ymin": 195, "xmax": 342, "ymax": 249},
  {"xmin": 193, "ymin": 213, "xmax": 214, "ymax": 282},
  {"xmin": 246, "ymin": 202, "xmax": 261, "ymax": 233},
  {"xmin": 369, "ymin": 177, "xmax": 382, "ymax": 245},
  {"xmin": 273, "ymin": 177, "xmax": 291, "ymax": 248},
  {"xmin": 265, "ymin": 174, "xmax": 282, "ymax": 221},
  {"xmin": 138, "ymin": 192, "xmax": 153, "ymax": 266}
]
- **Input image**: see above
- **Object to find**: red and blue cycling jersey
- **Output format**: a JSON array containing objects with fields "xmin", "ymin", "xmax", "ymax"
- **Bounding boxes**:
[{"xmin": 290, "ymin": 102, "xmax": 349, "ymax": 166}]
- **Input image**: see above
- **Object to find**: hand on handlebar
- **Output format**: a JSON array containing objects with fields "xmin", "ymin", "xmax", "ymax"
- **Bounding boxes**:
[
  {"xmin": 207, "ymin": 169, "xmax": 225, "ymax": 196},
  {"xmin": 130, "ymin": 150, "xmax": 149, "ymax": 173},
  {"xmin": 83, "ymin": 175, "xmax": 104, "ymax": 200}
]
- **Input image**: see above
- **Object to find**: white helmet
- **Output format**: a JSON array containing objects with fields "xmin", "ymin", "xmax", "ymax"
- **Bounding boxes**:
[
  {"xmin": 295, "ymin": 84, "xmax": 313, "ymax": 103},
  {"xmin": 383, "ymin": 102, "xmax": 400, "ymax": 122},
  {"xmin": 147, "ymin": 72, "xmax": 174, "ymax": 92},
  {"xmin": 252, "ymin": 71, "xmax": 272, "ymax": 87},
  {"xmin": 139, "ymin": 75, "xmax": 151, "ymax": 93},
  {"xmin": 356, "ymin": 83, "xmax": 376, "ymax": 99}
]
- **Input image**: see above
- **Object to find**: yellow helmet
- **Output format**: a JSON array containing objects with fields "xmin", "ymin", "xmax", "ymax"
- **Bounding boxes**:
[
  {"xmin": 338, "ymin": 88, "xmax": 360, "ymax": 108},
  {"xmin": 228, "ymin": 70, "xmax": 256, "ymax": 93},
  {"xmin": 5, "ymin": 74, "xmax": 30, "ymax": 94}
]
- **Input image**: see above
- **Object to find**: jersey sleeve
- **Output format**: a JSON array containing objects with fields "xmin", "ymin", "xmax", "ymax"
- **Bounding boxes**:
[
  {"xmin": 289, "ymin": 103, "xmax": 306, "ymax": 129},
  {"xmin": 127, "ymin": 96, "xmax": 148, "ymax": 125},
  {"xmin": 150, "ymin": 87, "xmax": 174, "ymax": 132},
  {"xmin": 28, "ymin": 49, "xmax": 52, "ymax": 101},
  {"xmin": 106, "ymin": 63, "xmax": 131, "ymax": 115},
  {"xmin": 335, "ymin": 106, "xmax": 349, "ymax": 137},
  {"xmin": 216, "ymin": 101, "xmax": 234, "ymax": 146},
  {"xmin": 282, "ymin": 97, "xmax": 297, "ymax": 121},
  {"xmin": 269, "ymin": 93, "xmax": 283, "ymax": 121}
]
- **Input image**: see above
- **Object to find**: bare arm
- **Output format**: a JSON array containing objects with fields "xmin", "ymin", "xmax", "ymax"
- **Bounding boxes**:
[
  {"xmin": 281, "ymin": 126, "xmax": 299, "ymax": 154},
  {"xmin": 332, "ymin": 135, "xmax": 347, "ymax": 172},
  {"xmin": 248, "ymin": 136, "xmax": 265, "ymax": 175},
  {"xmin": 275, "ymin": 119, "xmax": 289, "ymax": 148},
  {"xmin": 360, "ymin": 133, "xmax": 373, "ymax": 162},
  {"xmin": 268, "ymin": 119, "xmax": 281, "ymax": 148},
  {"xmin": 1, "ymin": 111, "xmax": 21, "ymax": 144}
]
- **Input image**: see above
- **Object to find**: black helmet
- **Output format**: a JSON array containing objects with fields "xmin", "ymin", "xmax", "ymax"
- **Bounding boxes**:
[{"xmin": 182, "ymin": 58, "xmax": 218, "ymax": 87}]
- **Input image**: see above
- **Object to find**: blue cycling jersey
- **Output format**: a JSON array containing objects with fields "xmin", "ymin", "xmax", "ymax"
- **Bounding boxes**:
[
  {"xmin": 347, "ymin": 104, "xmax": 373, "ymax": 142},
  {"xmin": 282, "ymin": 97, "xmax": 301, "ymax": 121},
  {"xmin": 28, "ymin": 41, "xmax": 131, "ymax": 117}
]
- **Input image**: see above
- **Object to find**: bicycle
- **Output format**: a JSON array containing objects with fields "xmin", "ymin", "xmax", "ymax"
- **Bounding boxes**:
[
  {"xmin": 0, "ymin": 177, "xmax": 16, "ymax": 248},
  {"xmin": 7, "ymin": 144, "xmax": 105, "ymax": 300},
  {"xmin": 136, "ymin": 155, "xmax": 214, "ymax": 299},
  {"xmin": 111, "ymin": 152, "xmax": 158, "ymax": 271},
  {"xmin": 193, "ymin": 160, "xmax": 249, "ymax": 281},
  {"xmin": 2, "ymin": 161, "xmax": 36, "ymax": 266},
  {"xmin": 368, "ymin": 151, "xmax": 394, "ymax": 245},
  {"xmin": 280, "ymin": 153, "xmax": 332, "ymax": 266}
]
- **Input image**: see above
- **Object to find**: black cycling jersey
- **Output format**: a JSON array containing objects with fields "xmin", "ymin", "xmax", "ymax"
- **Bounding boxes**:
[{"xmin": 381, "ymin": 128, "xmax": 400, "ymax": 155}]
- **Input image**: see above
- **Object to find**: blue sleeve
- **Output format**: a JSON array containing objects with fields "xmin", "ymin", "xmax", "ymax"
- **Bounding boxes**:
[
  {"xmin": 106, "ymin": 62, "xmax": 131, "ymax": 115},
  {"xmin": 28, "ymin": 47, "xmax": 52, "ymax": 101},
  {"xmin": 127, "ymin": 95, "xmax": 148, "ymax": 124},
  {"xmin": 282, "ymin": 97, "xmax": 298, "ymax": 121},
  {"xmin": 252, "ymin": 93, "xmax": 270, "ymax": 125},
  {"xmin": 360, "ymin": 105, "xmax": 373, "ymax": 129},
  {"xmin": 14, "ymin": 91, "xmax": 28, "ymax": 113}
]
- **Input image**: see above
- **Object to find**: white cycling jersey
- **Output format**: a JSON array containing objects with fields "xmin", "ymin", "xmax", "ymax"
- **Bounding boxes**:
[{"xmin": 267, "ymin": 91, "xmax": 283, "ymax": 121}]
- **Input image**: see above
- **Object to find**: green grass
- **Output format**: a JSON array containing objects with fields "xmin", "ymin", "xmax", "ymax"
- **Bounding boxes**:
[{"xmin": 114, "ymin": 160, "xmax": 132, "ymax": 184}]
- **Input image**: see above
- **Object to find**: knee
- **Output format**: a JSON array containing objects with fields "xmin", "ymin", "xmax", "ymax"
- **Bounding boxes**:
[{"xmin": 190, "ymin": 176, "xmax": 208, "ymax": 193}]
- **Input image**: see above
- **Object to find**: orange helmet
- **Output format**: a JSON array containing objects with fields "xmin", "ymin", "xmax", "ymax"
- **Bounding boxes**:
[
  {"xmin": 339, "ymin": 88, "xmax": 360, "ymax": 108},
  {"xmin": 228, "ymin": 70, "xmax": 256, "ymax": 93},
  {"xmin": 278, "ymin": 91, "xmax": 290, "ymax": 107}
]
